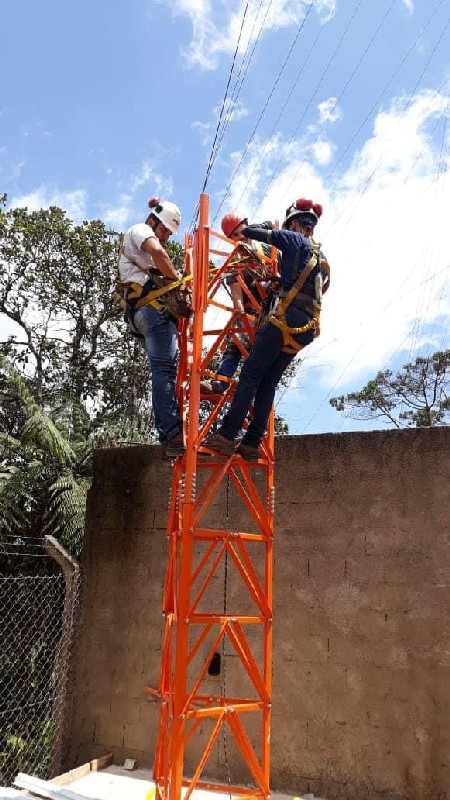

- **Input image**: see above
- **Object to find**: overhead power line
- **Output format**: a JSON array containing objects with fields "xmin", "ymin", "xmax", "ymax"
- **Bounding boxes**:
[
  {"xmin": 211, "ymin": 0, "xmax": 317, "ymax": 226},
  {"xmin": 189, "ymin": 2, "xmax": 251, "ymax": 230},
  {"xmin": 325, "ymin": 0, "xmax": 448, "ymax": 182},
  {"xmin": 254, "ymin": 0, "xmax": 397, "ymax": 213}
]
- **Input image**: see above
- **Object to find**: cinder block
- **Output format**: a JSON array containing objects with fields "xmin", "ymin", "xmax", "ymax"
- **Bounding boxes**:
[
  {"xmin": 123, "ymin": 720, "xmax": 153, "ymax": 753},
  {"xmin": 109, "ymin": 696, "xmax": 143, "ymax": 726},
  {"xmin": 93, "ymin": 718, "xmax": 124, "ymax": 749}
]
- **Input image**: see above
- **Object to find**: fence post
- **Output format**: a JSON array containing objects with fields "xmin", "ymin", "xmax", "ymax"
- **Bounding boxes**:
[{"xmin": 43, "ymin": 536, "xmax": 80, "ymax": 777}]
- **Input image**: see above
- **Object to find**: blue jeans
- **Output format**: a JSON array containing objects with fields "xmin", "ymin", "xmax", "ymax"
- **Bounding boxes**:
[
  {"xmin": 216, "ymin": 316, "xmax": 254, "ymax": 390},
  {"xmin": 218, "ymin": 307, "xmax": 314, "ymax": 448},
  {"xmin": 132, "ymin": 305, "xmax": 181, "ymax": 443},
  {"xmin": 216, "ymin": 342, "xmax": 243, "ymax": 390}
]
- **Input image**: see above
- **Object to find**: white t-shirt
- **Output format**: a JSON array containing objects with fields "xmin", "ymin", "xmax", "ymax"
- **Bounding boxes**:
[{"xmin": 118, "ymin": 223, "xmax": 157, "ymax": 286}]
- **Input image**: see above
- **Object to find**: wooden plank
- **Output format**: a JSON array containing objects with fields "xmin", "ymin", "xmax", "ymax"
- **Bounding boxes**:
[
  {"xmin": 90, "ymin": 752, "xmax": 113, "ymax": 772},
  {"xmin": 50, "ymin": 763, "xmax": 91, "ymax": 786},
  {"xmin": 14, "ymin": 772, "xmax": 102, "ymax": 800}
]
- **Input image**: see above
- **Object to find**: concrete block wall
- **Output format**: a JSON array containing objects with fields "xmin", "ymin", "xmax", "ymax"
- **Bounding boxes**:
[{"xmin": 69, "ymin": 427, "xmax": 450, "ymax": 800}]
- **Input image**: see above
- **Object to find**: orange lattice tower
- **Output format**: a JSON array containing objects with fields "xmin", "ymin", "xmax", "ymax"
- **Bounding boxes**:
[{"xmin": 147, "ymin": 194, "xmax": 278, "ymax": 800}]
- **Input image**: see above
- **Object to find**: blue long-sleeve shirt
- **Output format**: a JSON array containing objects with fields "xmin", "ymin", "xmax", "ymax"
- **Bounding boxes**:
[{"xmin": 242, "ymin": 226, "xmax": 326, "ymax": 294}]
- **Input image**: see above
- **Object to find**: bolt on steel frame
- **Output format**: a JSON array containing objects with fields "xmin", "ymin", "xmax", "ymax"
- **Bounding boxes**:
[{"xmin": 147, "ymin": 194, "xmax": 278, "ymax": 800}]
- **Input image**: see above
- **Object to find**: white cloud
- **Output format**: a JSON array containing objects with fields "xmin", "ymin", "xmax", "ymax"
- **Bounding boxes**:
[
  {"xmin": 10, "ymin": 186, "xmax": 87, "ymax": 222},
  {"xmin": 402, "ymin": 0, "xmax": 414, "ymax": 13},
  {"xmin": 193, "ymin": 98, "xmax": 248, "ymax": 147},
  {"xmin": 317, "ymin": 97, "xmax": 342, "ymax": 125},
  {"xmin": 311, "ymin": 140, "xmax": 335, "ymax": 165},
  {"xmin": 99, "ymin": 156, "xmax": 177, "ymax": 229},
  {"xmin": 129, "ymin": 158, "xmax": 174, "ymax": 196},
  {"xmin": 212, "ymin": 89, "xmax": 450, "ymax": 398},
  {"xmin": 192, "ymin": 119, "xmax": 213, "ymax": 147},
  {"xmin": 0, "ymin": 146, "xmax": 25, "ymax": 182},
  {"xmin": 157, "ymin": 0, "xmax": 336, "ymax": 70},
  {"xmin": 101, "ymin": 202, "xmax": 131, "ymax": 230}
]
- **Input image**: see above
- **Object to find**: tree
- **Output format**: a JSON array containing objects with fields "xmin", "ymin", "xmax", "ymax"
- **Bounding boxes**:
[
  {"xmin": 0, "ymin": 200, "xmax": 152, "ymax": 439},
  {"xmin": 330, "ymin": 350, "xmax": 450, "ymax": 428},
  {"xmin": 0, "ymin": 354, "xmax": 91, "ymax": 559}
]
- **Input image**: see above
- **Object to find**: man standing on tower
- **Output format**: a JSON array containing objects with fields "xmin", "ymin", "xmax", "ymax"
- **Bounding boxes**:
[
  {"xmin": 204, "ymin": 198, "xmax": 330, "ymax": 460},
  {"xmin": 118, "ymin": 197, "xmax": 186, "ymax": 458}
]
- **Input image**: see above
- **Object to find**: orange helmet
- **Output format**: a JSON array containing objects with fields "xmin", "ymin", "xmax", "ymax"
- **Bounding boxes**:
[{"xmin": 221, "ymin": 212, "xmax": 247, "ymax": 238}]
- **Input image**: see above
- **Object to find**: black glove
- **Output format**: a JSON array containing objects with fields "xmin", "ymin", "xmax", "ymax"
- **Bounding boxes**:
[{"xmin": 248, "ymin": 220, "xmax": 273, "ymax": 230}]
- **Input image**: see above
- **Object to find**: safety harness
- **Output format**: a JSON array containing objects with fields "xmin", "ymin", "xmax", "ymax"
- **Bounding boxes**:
[
  {"xmin": 116, "ymin": 271, "xmax": 192, "ymax": 315},
  {"xmin": 268, "ymin": 242, "xmax": 328, "ymax": 355}
]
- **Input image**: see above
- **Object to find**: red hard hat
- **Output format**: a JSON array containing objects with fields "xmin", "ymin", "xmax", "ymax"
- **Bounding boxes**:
[
  {"xmin": 221, "ymin": 212, "xmax": 247, "ymax": 238},
  {"xmin": 283, "ymin": 198, "xmax": 323, "ymax": 229}
]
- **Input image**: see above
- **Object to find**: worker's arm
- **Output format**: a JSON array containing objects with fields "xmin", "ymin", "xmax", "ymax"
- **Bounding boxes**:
[
  {"xmin": 141, "ymin": 236, "xmax": 179, "ymax": 280},
  {"xmin": 241, "ymin": 225, "xmax": 272, "ymax": 244},
  {"xmin": 230, "ymin": 281, "xmax": 245, "ymax": 313}
]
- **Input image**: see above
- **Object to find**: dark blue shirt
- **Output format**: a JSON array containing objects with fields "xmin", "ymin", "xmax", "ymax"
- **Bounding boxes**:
[
  {"xmin": 268, "ymin": 230, "xmax": 313, "ymax": 291},
  {"xmin": 243, "ymin": 226, "xmax": 323, "ymax": 292}
]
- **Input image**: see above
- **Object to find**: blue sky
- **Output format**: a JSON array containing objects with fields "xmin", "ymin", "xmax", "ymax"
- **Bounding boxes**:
[{"xmin": 1, "ymin": 0, "xmax": 449, "ymax": 434}]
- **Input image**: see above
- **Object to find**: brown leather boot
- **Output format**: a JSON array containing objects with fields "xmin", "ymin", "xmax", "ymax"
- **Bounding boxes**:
[{"xmin": 235, "ymin": 442, "xmax": 261, "ymax": 461}]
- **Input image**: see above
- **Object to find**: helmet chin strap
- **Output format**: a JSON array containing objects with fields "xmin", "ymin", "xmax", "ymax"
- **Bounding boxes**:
[{"xmin": 146, "ymin": 215, "xmax": 164, "ymax": 242}]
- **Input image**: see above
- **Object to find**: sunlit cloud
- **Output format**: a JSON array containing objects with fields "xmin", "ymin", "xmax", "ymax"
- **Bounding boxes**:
[
  {"xmin": 98, "ymin": 156, "xmax": 177, "ymax": 229},
  {"xmin": 10, "ymin": 186, "xmax": 87, "ymax": 222},
  {"xmin": 311, "ymin": 141, "xmax": 335, "ymax": 165},
  {"xmin": 317, "ymin": 97, "xmax": 342, "ymax": 124},
  {"xmin": 0, "ymin": 146, "xmax": 25, "ymax": 183},
  {"xmin": 156, "ymin": 0, "xmax": 336, "ymax": 70},
  {"xmin": 129, "ymin": 158, "xmax": 174, "ymax": 197},
  {"xmin": 192, "ymin": 98, "xmax": 248, "ymax": 147},
  {"xmin": 213, "ymin": 89, "xmax": 450, "ymax": 401},
  {"xmin": 101, "ymin": 202, "xmax": 132, "ymax": 230}
]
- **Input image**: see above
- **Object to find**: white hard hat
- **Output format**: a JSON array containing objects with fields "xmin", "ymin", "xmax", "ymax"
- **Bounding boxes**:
[{"xmin": 148, "ymin": 197, "xmax": 181, "ymax": 234}]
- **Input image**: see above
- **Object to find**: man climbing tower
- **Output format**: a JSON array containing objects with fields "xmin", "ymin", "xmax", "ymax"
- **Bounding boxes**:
[
  {"xmin": 203, "ymin": 212, "xmax": 278, "ymax": 394},
  {"xmin": 204, "ymin": 198, "xmax": 331, "ymax": 460},
  {"xmin": 118, "ymin": 197, "xmax": 186, "ymax": 458}
]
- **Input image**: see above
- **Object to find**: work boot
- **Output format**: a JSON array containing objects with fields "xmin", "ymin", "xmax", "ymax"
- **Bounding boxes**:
[
  {"xmin": 235, "ymin": 442, "xmax": 261, "ymax": 461},
  {"xmin": 164, "ymin": 432, "xmax": 185, "ymax": 458},
  {"xmin": 203, "ymin": 432, "xmax": 235, "ymax": 456},
  {"xmin": 200, "ymin": 380, "xmax": 225, "ymax": 395}
]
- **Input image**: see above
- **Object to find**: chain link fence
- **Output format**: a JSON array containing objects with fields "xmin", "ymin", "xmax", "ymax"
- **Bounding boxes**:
[{"xmin": 0, "ymin": 537, "xmax": 80, "ymax": 786}]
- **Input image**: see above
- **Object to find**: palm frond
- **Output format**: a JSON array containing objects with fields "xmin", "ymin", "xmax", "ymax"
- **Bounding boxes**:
[
  {"xmin": 21, "ymin": 410, "xmax": 76, "ymax": 465},
  {"xmin": 1, "ymin": 355, "xmax": 76, "ymax": 464},
  {"xmin": 43, "ymin": 473, "xmax": 89, "ymax": 556},
  {"xmin": 0, "ymin": 466, "xmax": 38, "ymax": 535},
  {"xmin": 0, "ymin": 433, "xmax": 23, "ymax": 458},
  {"xmin": 0, "ymin": 354, "xmax": 37, "ymax": 418},
  {"xmin": 93, "ymin": 413, "xmax": 157, "ymax": 447}
]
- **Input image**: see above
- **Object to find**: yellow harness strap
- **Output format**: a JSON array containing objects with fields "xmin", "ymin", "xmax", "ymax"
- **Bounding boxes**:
[
  {"xmin": 116, "ymin": 273, "xmax": 193, "ymax": 313},
  {"xmin": 268, "ymin": 247, "xmax": 321, "ymax": 355}
]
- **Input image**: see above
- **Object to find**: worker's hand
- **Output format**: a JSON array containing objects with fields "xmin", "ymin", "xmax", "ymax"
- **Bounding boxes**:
[{"xmin": 251, "ymin": 220, "xmax": 273, "ymax": 230}]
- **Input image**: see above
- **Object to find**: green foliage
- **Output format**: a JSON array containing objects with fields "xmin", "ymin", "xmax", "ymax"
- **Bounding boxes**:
[
  {"xmin": 0, "ymin": 201, "xmax": 149, "ymax": 424},
  {"xmin": 330, "ymin": 349, "xmax": 450, "ymax": 428},
  {"xmin": 165, "ymin": 239, "xmax": 185, "ymax": 271},
  {"xmin": 1, "ymin": 722, "xmax": 53, "ymax": 781},
  {"xmin": 0, "ymin": 355, "xmax": 90, "ymax": 558}
]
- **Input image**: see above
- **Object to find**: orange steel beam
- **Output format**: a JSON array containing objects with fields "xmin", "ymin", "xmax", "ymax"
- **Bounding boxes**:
[{"xmin": 149, "ymin": 194, "xmax": 277, "ymax": 800}]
